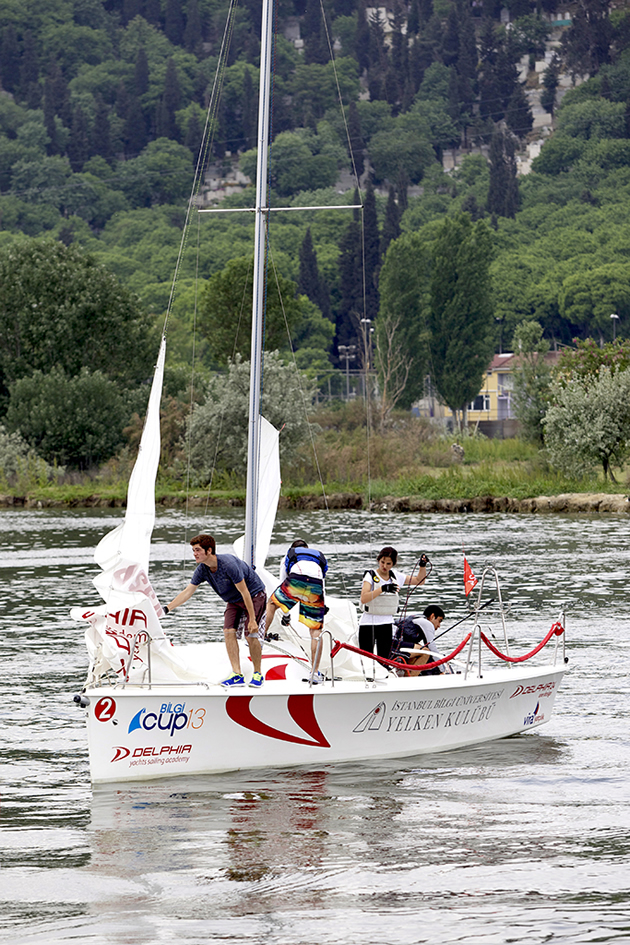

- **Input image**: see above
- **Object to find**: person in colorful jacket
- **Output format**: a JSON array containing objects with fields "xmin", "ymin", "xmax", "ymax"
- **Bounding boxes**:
[{"xmin": 265, "ymin": 539, "xmax": 328, "ymax": 683}]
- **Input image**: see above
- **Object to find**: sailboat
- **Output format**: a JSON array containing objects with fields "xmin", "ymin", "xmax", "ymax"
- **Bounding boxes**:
[{"xmin": 71, "ymin": 0, "xmax": 567, "ymax": 784}]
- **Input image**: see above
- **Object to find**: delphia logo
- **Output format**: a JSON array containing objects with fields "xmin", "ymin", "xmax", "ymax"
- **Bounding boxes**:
[
  {"xmin": 510, "ymin": 681, "xmax": 556, "ymax": 699},
  {"xmin": 523, "ymin": 701, "xmax": 545, "ymax": 726},
  {"xmin": 111, "ymin": 744, "xmax": 192, "ymax": 763},
  {"xmin": 128, "ymin": 702, "xmax": 206, "ymax": 737}
]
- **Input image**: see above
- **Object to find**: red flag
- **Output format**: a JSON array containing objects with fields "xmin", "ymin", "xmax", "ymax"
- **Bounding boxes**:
[{"xmin": 463, "ymin": 556, "xmax": 478, "ymax": 596}]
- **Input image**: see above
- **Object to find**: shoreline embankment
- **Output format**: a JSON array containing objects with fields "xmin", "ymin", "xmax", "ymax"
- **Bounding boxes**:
[{"xmin": 1, "ymin": 492, "xmax": 628, "ymax": 514}]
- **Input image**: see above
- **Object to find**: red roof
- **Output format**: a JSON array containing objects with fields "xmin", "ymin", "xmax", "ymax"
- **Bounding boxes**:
[{"xmin": 488, "ymin": 351, "xmax": 562, "ymax": 372}]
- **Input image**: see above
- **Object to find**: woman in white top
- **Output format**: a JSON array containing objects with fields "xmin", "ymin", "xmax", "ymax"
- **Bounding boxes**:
[{"xmin": 359, "ymin": 546, "xmax": 427, "ymax": 658}]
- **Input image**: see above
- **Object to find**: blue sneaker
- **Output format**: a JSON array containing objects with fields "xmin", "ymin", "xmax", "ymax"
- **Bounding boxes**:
[
  {"xmin": 303, "ymin": 671, "xmax": 324, "ymax": 685},
  {"xmin": 249, "ymin": 671, "xmax": 264, "ymax": 688},
  {"xmin": 221, "ymin": 673, "xmax": 245, "ymax": 688}
]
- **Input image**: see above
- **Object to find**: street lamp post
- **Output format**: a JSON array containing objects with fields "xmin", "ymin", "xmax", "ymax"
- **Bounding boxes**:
[
  {"xmin": 611, "ymin": 313, "xmax": 620, "ymax": 341},
  {"xmin": 338, "ymin": 344, "xmax": 356, "ymax": 400}
]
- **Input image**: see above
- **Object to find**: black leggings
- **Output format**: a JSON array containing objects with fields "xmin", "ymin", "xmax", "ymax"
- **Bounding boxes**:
[{"xmin": 358, "ymin": 622, "xmax": 393, "ymax": 659}]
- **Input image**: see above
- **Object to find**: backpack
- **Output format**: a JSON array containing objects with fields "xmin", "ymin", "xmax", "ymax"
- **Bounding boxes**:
[{"xmin": 285, "ymin": 546, "xmax": 328, "ymax": 575}]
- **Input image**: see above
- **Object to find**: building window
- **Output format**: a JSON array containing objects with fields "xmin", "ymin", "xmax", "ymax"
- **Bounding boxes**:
[{"xmin": 469, "ymin": 394, "xmax": 490, "ymax": 412}]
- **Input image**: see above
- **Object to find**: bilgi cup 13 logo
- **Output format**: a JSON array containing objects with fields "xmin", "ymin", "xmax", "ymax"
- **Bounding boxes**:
[{"xmin": 93, "ymin": 697, "xmax": 205, "ymax": 736}]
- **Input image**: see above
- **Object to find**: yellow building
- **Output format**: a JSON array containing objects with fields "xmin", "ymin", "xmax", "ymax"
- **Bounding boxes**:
[{"xmin": 416, "ymin": 352, "xmax": 560, "ymax": 437}]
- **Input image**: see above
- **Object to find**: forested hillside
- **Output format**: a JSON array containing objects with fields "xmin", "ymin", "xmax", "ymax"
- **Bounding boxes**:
[{"xmin": 0, "ymin": 0, "xmax": 629, "ymax": 476}]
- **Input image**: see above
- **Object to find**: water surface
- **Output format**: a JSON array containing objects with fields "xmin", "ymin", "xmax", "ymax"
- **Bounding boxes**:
[{"xmin": 1, "ymin": 508, "xmax": 628, "ymax": 944}]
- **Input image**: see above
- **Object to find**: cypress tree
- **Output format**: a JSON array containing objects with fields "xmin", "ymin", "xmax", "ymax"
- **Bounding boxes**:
[
  {"xmin": 20, "ymin": 31, "xmax": 41, "ymax": 107},
  {"xmin": 123, "ymin": 0, "xmax": 142, "ymax": 24},
  {"xmin": 43, "ymin": 79, "xmax": 60, "ymax": 155},
  {"xmin": 184, "ymin": 0, "xmax": 203, "ymax": 56},
  {"xmin": 134, "ymin": 48, "xmax": 150, "ymax": 97},
  {"xmin": 47, "ymin": 63, "xmax": 71, "ymax": 126},
  {"xmin": 428, "ymin": 215, "xmax": 494, "ymax": 429},
  {"xmin": 0, "ymin": 25, "xmax": 20, "ymax": 94},
  {"xmin": 362, "ymin": 177, "xmax": 380, "ymax": 321},
  {"xmin": 487, "ymin": 128, "xmax": 507, "ymax": 218},
  {"xmin": 441, "ymin": 7, "xmax": 460, "ymax": 69},
  {"xmin": 354, "ymin": 4, "xmax": 370, "ymax": 73},
  {"xmin": 116, "ymin": 81, "xmax": 131, "ymax": 125},
  {"xmin": 347, "ymin": 100, "xmax": 364, "ymax": 172},
  {"xmin": 157, "ymin": 58, "xmax": 181, "ymax": 140},
  {"xmin": 505, "ymin": 81, "xmax": 533, "ymax": 138},
  {"xmin": 299, "ymin": 228, "xmax": 320, "ymax": 303},
  {"xmin": 503, "ymin": 134, "xmax": 519, "ymax": 219},
  {"xmin": 165, "ymin": 0, "xmax": 185, "ymax": 46},
  {"xmin": 68, "ymin": 106, "xmax": 90, "ymax": 172},
  {"xmin": 185, "ymin": 111, "xmax": 203, "ymax": 159},
  {"xmin": 336, "ymin": 190, "xmax": 363, "ymax": 347},
  {"xmin": 242, "ymin": 69, "xmax": 257, "ymax": 150},
  {"xmin": 396, "ymin": 167, "xmax": 409, "ymax": 214},
  {"xmin": 92, "ymin": 97, "xmax": 113, "ymax": 163},
  {"xmin": 299, "ymin": 228, "xmax": 331, "ymax": 320},
  {"xmin": 407, "ymin": 0, "xmax": 420, "ymax": 37},
  {"xmin": 381, "ymin": 185, "xmax": 400, "ymax": 259},
  {"xmin": 143, "ymin": 0, "xmax": 162, "ymax": 27},
  {"xmin": 540, "ymin": 54, "xmax": 560, "ymax": 117},
  {"xmin": 125, "ymin": 94, "xmax": 149, "ymax": 154},
  {"xmin": 366, "ymin": 7, "xmax": 388, "ymax": 101},
  {"xmin": 419, "ymin": 0, "xmax": 434, "ymax": 27},
  {"xmin": 487, "ymin": 128, "xmax": 518, "ymax": 219},
  {"xmin": 478, "ymin": 19, "xmax": 501, "ymax": 122}
]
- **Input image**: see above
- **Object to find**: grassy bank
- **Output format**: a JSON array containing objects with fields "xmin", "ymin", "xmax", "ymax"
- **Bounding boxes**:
[{"xmin": 2, "ymin": 422, "xmax": 625, "ymax": 509}]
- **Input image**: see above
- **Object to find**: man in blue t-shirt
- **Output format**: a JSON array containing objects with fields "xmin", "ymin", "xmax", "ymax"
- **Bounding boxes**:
[{"xmin": 164, "ymin": 534, "xmax": 267, "ymax": 689}]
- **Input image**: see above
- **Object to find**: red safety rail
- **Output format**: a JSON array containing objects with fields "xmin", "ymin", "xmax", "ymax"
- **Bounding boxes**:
[
  {"xmin": 330, "ymin": 621, "xmax": 565, "ymax": 674},
  {"xmin": 329, "ymin": 634, "xmax": 472, "ymax": 675},
  {"xmin": 479, "ymin": 621, "xmax": 565, "ymax": 663}
]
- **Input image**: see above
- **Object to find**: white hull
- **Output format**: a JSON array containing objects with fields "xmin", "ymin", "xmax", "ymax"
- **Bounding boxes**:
[{"xmin": 84, "ymin": 661, "xmax": 565, "ymax": 783}]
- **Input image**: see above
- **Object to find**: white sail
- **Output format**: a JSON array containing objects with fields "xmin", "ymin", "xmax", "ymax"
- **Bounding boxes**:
[
  {"xmin": 233, "ymin": 416, "xmax": 281, "ymax": 581},
  {"xmin": 72, "ymin": 335, "xmax": 189, "ymax": 679},
  {"xmin": 94, "ymin": 335, "xmax": 166, "ymax": 578}
]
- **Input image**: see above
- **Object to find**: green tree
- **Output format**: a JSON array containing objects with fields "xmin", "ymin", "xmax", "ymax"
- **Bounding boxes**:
[
  {"xmin": 336, "ymin": 192, "xmax": 363, "ymax": 348},
  {"xmin": 540, "ymin": 55, "xmax": 561, "ymax": 117},
  {"xmin": 0, "ymin": 25, "xmax": 20, "ymax": 95},
  {"xmin": 428, "ymin": 215, "xmax": 495, "ymax": 429},
  {"xmin": 6, "ymin": 368, "xmax": 128, "ymax": 469},
  {"xmin": 380, "ymin": 185, "xmax": 401, "ymax": 258},
  {"xmin": 187, "ymin": 352, "xmax": 317, "ymax": 481},
  {"xmin": 559, "ymin": 262, "xmax": 630, "ymax": 338},
  {"xmin": 511, "ymin": 320, "xmax": 553, "ymax": 444},
  {"xmin": 377, "ymin": 229, "xmax": 433, "ymax": 410},
  {"xmin": 487, "ymin": 128, "xmax": 519, "ymax": 218},
  {"xmin": 117, "ymin": 138, "xmax": 193, "ymax": 206},
  {"xmin": 0, "ymin": 424, "xmax": 58, "ymax": 487},
  {"xmin": 241, "ymin": 128, "xmax": 345, "ymax": 198},
  {"xmin": 556, "ymin": 98, "xmax": 626, "ymax": 140},
  {"xmin": 368, "ymin": 122, "xmax": 435, "ymax": 185},
  {"xmin": 198, "ymin": 256, "xmax": 302, "ymax": 365},
  {"xmin": 555, "ymin": 337, "xmax": 630, "ymax": 384},
  {"xmin": 298, "ymin": 227, "xmax": 331, "ymax": 320},
  {"xmin": 544, "ymin": 366, "xmax": 630, "ymax": 481},
  {"xmin": 0, "ymin": 241, "xmax": 154, "ymax": 407}
]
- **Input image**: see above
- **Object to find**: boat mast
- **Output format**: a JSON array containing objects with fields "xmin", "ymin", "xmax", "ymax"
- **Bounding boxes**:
[{"xmin": 243, "ymin": 0, "xmax": 274, "ymax": 567}]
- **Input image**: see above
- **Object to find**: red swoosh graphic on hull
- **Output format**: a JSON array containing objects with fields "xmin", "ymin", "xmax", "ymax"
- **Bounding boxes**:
[
  {"xmin": 265, "ymin": 664, "xmax": 287, "ymax": 680},
  {"xmin": 225, "ymin": 694, "xmax": 330, "ymax": 748}
]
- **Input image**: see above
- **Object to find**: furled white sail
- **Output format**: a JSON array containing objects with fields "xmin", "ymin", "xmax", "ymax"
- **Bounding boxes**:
[
  {"xmin": 233, "ymin": 415, "xmax": 281, "ymax": 583},
  {"xmin": 94, "ymin": 335, "xmax": 166, "ymax": 578},
  {"xmin": 72, "ymin": 336, "xmax": 201, "ymax": 681}
]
